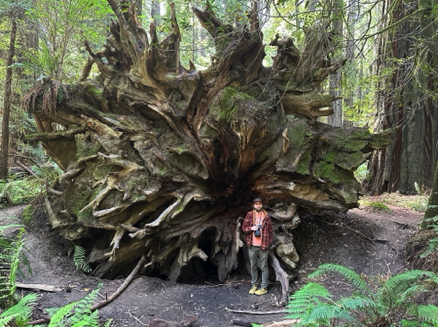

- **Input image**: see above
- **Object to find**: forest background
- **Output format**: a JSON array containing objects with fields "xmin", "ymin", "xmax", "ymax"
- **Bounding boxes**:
[
  {"xmin": 0, "ymin": 0, "xmax": 438, "ymax": 325},
  {"xmin": 2, "ymin": 0, "xmax": 438, "ymax": 199}
]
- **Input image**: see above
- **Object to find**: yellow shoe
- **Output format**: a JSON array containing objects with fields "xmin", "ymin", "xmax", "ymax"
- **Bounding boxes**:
[
  {"xmin": 248, "ymin": 285, "xmax": 258, "ymax": 295},
  {"xmin": 255, "ymin": 288, "xmax": 268, "ymax": 295}
]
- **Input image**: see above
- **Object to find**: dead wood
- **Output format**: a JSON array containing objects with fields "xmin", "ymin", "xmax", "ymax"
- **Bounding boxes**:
[
  {"xmin": 225, "ymin": 307, "xmax": 286, "ymax": 315},
  {"xmin": 15, "ymin": 282, "xmax": 62, "ymax": 292}
]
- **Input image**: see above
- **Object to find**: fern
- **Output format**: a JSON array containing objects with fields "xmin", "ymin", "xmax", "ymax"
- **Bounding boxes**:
[
  {"xmin": 285, "ymin": 264, "xmax": 438, "ymax": 326},
  {"xmin": 308, "ymin": 263, "xmax": 371, "ymax": 295},
  {"xmin": 417, "ymin": 305, "xmax": 438, "ymax": 323},
  {"xmin": 0, "ymin": 293, "xmax": 39, "ymax": 326},
  {"xmin": 0, "ymin": 229, "xmax": 28, "ymax": 308},
  {"xmin": 73, "ymin": 245, "xmax": 92, "ymax": 273},
  {"xmin": 378, "ymin": 270, "xmax": 436, "ymax": 308},
  {"xmin": 44, "ymin": 287, "xmax": 110, "ymax": 327}
]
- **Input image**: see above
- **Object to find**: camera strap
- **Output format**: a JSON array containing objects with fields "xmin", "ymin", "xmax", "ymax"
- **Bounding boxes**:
[{"xmin": 252, "ymin": 210, "xmax": 266, "ymax": 227}]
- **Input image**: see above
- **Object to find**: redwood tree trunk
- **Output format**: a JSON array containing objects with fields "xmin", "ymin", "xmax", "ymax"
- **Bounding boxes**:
[
  {"xmin": 368, "ymin": 0, "xmax": 438, "ymax": 194},
  {"xmin": 24, "ymin": 0, "xmax": 388, "ymax": 302},
  {"xmin": 0, "ymin": 19, "xmax": 17, "ymax": 180}
]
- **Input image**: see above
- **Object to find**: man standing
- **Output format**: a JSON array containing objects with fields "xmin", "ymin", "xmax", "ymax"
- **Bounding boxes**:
[{"xmin": 242, "ymin": 198, "xmax": 273, "ymax": 295}]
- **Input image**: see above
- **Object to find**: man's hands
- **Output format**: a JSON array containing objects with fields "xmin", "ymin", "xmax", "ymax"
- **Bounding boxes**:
[{"xmin": 251, "ymin": 226, "xmax": 259, "ymax": 231}]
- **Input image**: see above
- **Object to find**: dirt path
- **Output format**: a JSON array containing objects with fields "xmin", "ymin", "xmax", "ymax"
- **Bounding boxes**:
[{"xmin": 0, "ymin": 201, "xmax": 424, "ymax": 327}]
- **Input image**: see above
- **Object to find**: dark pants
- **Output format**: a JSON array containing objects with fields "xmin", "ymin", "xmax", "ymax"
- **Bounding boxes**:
[{"xmin": 249, "ymin": 246, "xmax": 269, "ymax": 289}]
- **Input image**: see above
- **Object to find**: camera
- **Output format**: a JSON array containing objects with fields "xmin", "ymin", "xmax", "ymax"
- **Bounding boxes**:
[{"xmin": 254, "ymin": 225, "xmax": 261, "ymax": 237}]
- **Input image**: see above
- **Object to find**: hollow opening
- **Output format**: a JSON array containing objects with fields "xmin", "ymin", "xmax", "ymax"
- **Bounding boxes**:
[{"xmin": 179, "ymin": 228, "xmax": 219, "ymax": 283}]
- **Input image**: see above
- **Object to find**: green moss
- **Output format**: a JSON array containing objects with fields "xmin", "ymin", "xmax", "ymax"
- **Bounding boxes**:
[
  {"xmin": 75, "ymin": 134, "xmax": 101, "ymax": 158},
  {"xmin": 325, "ymin": 151, "xmax": 337, "ymax": 163},
  {"xmin": 77, "ymin": 207, "xmax": 94, "ymax": 220},
  {"xmin": 214, "ymin": 87, "xmax": 253, "ymax": 123},
  {"xmin": 21, "ymin": 205, "xmax": 33, "ymax": 224},
  {"xmin": 313, "ymin": 160, "xmax": 341, "ymax": 183},
  {"xmin": 93, "ymin": 164, "xmax": 114, "ymax": 180},
  {"xmin": 67, "ymin": 184, "xmax": 102, "ymax": 220},
  {"xmin": 295, "ymin": 149, "xmax": 312, "ymax": 175},
  {"xmin": 329, "ymin": 128, "xmax": 370, "ymax": 152},
  {"xmin": 82, "ymin": 81, "xmax": 105, "ymax": 99}
]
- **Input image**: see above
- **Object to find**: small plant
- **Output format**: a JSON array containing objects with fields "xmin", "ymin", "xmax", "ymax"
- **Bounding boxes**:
[
  {"xmin": 0, "ymin": 287, "xmax": 112, "ymax": 327},
  {"xmin": 0, "ymin": 293, "xmax": 39, "ymax": 326},
  {"xmin": 368, "ymin": 201, "xmax": 391, "ymax": 212},
  {"xmin": 0, "ymin": 229, "xmax": 29, "ymax": 308},
  {"xmin": 286, "ymin": 263, "xmax": 438, "ymax": 326},
  {"xmin": 421, "ymin": 215, "xmax": 438, "ymax": 259},
  {"xmin": 73, "ymin": 245, "xmax": 92, "ymax": 273},
  {"xmin": 42, "ymin": 287, "xmax": 112, "ymax": 327}
]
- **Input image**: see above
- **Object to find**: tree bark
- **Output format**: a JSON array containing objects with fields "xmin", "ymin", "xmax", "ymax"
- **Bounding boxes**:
[
  {"xmin": 23, "ymin": 0, "xmax": 389, "ymax": 292},
  {"xmin": 327, "ymin": 0, "xmax": 343, "ymax": 128},
  {"xmin": 368, "ymin": 0, "xmax": 438, "ymax": 194},
  {"xmin": 0, "ymin": 18, "xmax": 17, "ymax": 180}
]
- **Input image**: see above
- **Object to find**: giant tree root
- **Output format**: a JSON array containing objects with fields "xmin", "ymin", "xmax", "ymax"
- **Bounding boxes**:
[{"xmin": 24, "ymin": 0, "xmax": 390, "ymax": 295}]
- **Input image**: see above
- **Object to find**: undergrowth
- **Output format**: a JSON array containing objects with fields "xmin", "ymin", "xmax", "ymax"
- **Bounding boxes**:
[
  {"xmin": 0, "ymin": 287, "xmax": 112, "ymax": 327},
  {"xmin": 0, "ymin": 229, "xmax": 29, "ymax": 308},
  {"xmin": 0, "ymin": 178, "xmax": 44, "ymax": 208},
  {"xmin": 283, "ymin": 263, "xmax": 438, "ymax": 326},
  {"xmin": 360, "ymin": 193, "xmax": 428, "ymax": 212},
  {"xmin": 421, "ymin": 215, "xmax": 438, "ymax": 260},
  {"xmin": 0, "ymin": 160, "xmax": 62, "ymax": 209},
  {"xmin": 361, "ymin": 201, "xmax": 392, "ymax": 212}
]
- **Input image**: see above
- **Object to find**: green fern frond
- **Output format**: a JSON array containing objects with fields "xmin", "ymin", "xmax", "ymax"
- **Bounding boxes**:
[
  {"xmin": 286, "ymin": 283, "xmax": 332, "ymax": 321},
  {"xmin": 338, "ymin": 294, "xmax": 376, "ymax": 311},
  {"xmin": 47, "ymin": 286, "xmax": 101, "ymax": 327},
  {"xmin": 417, "ymin": 304, "xmax": 438, "ymax": 323},
  {"xmin": 0, "ymin": 293, "xmax": 39, "ymax": 325},
  {"xmin": 73, "ymin": 245, "xmax": 92, "ymax": 273},
  {"xmin": 308, "ymin": 263, "xmax": 370, "ymax": 295},
  {"xmin": 308, "ymin": 303, "xmax": 353, "ymax": 322},
  {"xmin": 288, "ymin": 282, "xmax": 332, "ymax": 306},
  {"xmin": 0, "ymin": 229, "xmax": 27, "ymax": 307},
  {"xmin": 70, "ymin": 310, "xmax": 100, "ymax": 327},
  {"xmin": 47, "ymin": 301, "xmax": 77, "ymax": 326},
  {"xmin": 380, "ymin": 270, "xmax": 436, "ymax": 306}
]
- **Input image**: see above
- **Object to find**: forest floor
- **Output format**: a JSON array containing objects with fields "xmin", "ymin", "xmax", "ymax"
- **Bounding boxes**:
[{"xmin": 0, "ymin": 193, "xmax": 434, "ymax": 327}]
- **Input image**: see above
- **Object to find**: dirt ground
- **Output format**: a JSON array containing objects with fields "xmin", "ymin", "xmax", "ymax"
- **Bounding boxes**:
[{"xmin": 0, "ymin": 197, "xmax": 429, "ymax": 327}]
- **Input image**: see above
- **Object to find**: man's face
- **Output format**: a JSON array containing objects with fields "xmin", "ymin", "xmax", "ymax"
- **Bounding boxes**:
[{"xmin": 253, "ymin": 201, "xmax": 263, "ymax": 212}]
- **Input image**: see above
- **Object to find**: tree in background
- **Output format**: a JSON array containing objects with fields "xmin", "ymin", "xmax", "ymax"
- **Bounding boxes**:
[
  {"xmin": 368, "ymin": 0, "xmax": 438, "ymax": 194},
  {"xmin": 0, "ymin": 3, "xmax": 20, "ymax": 180}
]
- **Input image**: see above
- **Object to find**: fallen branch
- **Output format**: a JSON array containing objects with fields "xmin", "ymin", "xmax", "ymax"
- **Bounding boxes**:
[
  {"xmin": 92, "ymin": 254, "xmax": 145, "ymax": 310},
  {"xmin": 26, "ymin": 255, "xmax": 146, "ymax": 326},
  {"xmin": 16, "ymin": 282, "xmax": 62, "ymax": 292},
  {"xmin": 225, "ymin": 307, "xmax": 286, "ymax": 315},
  {"xmin": 16, "ymin": 161, "xmax": 40, "ymax": 179},
  {"xmin": 233, "ymin": 319, "xmax": 300, "ymax": 327}
]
